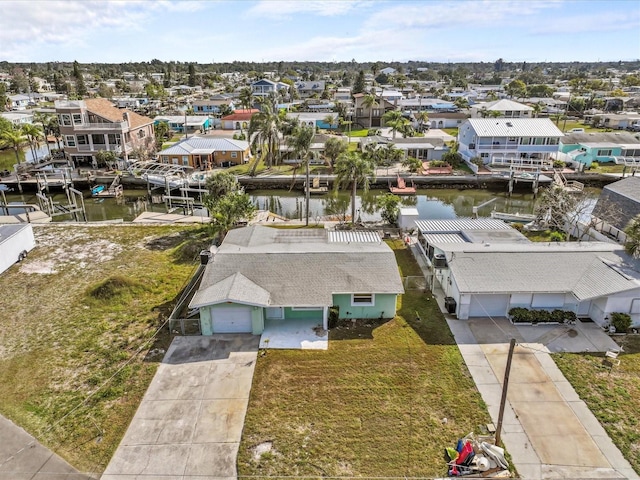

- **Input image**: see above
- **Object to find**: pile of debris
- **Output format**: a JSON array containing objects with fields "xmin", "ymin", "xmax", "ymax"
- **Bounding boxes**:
[{"xmin": 445, "ymin": 433, "xmax": 509, "ymax": 477}]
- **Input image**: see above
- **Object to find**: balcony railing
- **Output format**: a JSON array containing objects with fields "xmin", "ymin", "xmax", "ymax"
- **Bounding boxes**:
[
  {"xmin": 73, "ymin": 121, "xmax": 129, "ymax": 131},
  {"xmin": 72, "ymin": 142, "xmax": 132, "ymax": 153}
]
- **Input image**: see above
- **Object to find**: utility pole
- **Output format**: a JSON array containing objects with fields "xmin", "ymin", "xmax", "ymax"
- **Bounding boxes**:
[{"xmin": 495, "ymin": 338, "xmax": 516, "ymax": 446}]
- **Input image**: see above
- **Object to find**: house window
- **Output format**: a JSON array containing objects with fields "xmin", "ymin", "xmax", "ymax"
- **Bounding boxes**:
[
  {"xmin": 60, "ymin": 114, "xmax": 71, "ymax": 126},
  {"xmin": 549, "ymin": 138, "xmax": 558, "ymax": 145},
  {"xmin": 161, "ymin": 155, "xmax": 168, "ymax": 163},
  {"xmin": 597, "ymin": 149, "xmax": 612, "ymax": 156},
  {"xmin": 137, "ymin": 130, "xmax": 146, "ymax": 139},
  {"xmin": 108, "ymin": 133, "xmax": 121, "ymax": 145},
  {"xmin": 520, "ymin": 137, "xmax": 531, "ymax": 145},
  {"xmin": 72, "ymin": 114, "xmax": 82, "ymax": 125},
  {"xmin": 534, "ymin": 138, "xmax": 545, "ymax": 145},
  {"xmin": 92, "ymin": 134, "xmax": 105, "ymax": 145},
  {"xmin": 183, "ymin": 158, "xmax": 189, "ymax": 166},
  {"xmin": 77, "ymin": 134, "xmax": 88, "ymax": 145},
  {"xmin": 65, "ymin": 135, "xmax": 76, "ymax": 147},
  {"xmin": 172, "ymin": 158, "xmax": 178, "ymax": 165},
  {"xmin": 231, "ymin": 152, "xmax": 237, "ymax": 158},
  {"xmin": 351, "ymin": 293, "xmax": 375, "ymax": 306}
]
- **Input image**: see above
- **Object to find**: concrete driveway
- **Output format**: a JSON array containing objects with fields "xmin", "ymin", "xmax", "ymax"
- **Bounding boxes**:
[
  {"xmin": 102, "ymin": 334, "xmax": 259, "ymax": 480},
  {"xmin": 449, "ymin": 317, "xmax": 638, "ymax": 480}
]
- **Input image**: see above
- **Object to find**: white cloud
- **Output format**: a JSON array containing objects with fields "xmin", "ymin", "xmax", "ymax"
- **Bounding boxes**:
[{"xmin": 247, "ymin": 0, "xmax": 371, "ymax": 19}]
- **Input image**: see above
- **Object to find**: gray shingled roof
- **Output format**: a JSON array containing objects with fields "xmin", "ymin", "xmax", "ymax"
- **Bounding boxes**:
[
  {"xmin": 449, "ymin": 248, "xmax": 640, "ymax": 298},
  {"xmin": 190, "ymin": 226, "xmax": 404, "ymax": 308},
  {"xmin": 592, "ymin": 177, "xmax": 640, "ymax": 230},
  {"xmin": 190, "ymin": 272, "xmax": 271, "ymax": 308},
  {"xmin": 561, "ymin": 131, "xmax": 640, "ymax": 145}
]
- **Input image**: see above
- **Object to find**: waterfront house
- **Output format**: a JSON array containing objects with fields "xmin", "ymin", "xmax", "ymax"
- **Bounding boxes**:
[
  {"xmin": 457, "ymin": 118, "xmax": 563, "ymax": 168},
  {"xmin": 55, "ymin": 98, "xmax": 155, "ymax": 167},
  {"xmin": 189, "ymin": 226, "xmax": 404, "ymax": 334},
  {"xmin": 591, "ymin": 176, "xmax": 640, "ymax": 244},
  {"xmin": 153, "ymin": 115, "xmax": 211, "ymax": 134},
  {"xmin": 415, "ymin": 219, "xmax": 640, "ymax": 327},
  {"xmin": 559, "ymin": 131, "xmax": 640, "ymax": 168},
  {"xmin": 353, "ymin": 93, "xmax": 396, "ymax": 128},
  {"xmin": 220, "ymin": 109, "xmax": 259, "ymax": 130},
  {"xmin": 159, "ymin": 136, "xmax": 251, "ymax": 169}
]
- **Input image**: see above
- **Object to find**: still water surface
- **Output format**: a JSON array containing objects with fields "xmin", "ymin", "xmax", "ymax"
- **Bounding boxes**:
[{"xmin": 3, "ymin": 187, "xmax": 600, "ymax": 223}]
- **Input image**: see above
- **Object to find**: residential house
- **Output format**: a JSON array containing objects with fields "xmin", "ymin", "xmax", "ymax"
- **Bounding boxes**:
[
  {"xmin": 251, "ymin": 79, "xmax": 289, "ymax": 98},
  {"xmin": 192, "ymin": 95, "xmax": 236, "ymax": 115},
  {"xmin": 457, "ymin": 118, "xmax": 563, "ymax": 168},
  {"xmin": 559, "ymin": 132, "xmax": 640, "ymax": 168},
  {"xmin": 360, "ymin": 136, "xmax": 447, "ymax": 161},
  {"xmin": 189, "ymin": 226, "xmax": 404, "ymax": 334},
  {"xmin": 55, "ymin": 98, "xmax": 155, "ymax": 166},
  {"xmin": 280, "ymin": 133, "xmax": 348, "ymax": 164},
  {"xmin": 380, "ymin": 67, "xmax": 396, "ymax": 76},
  {"xmin": 220, "ymin": 109, "xmax": 259, "ymax": 130},
  {"xmin": 591, "ymin": 113, "xmax": 640, "ymax": 130},
  {"xmin": 295, "ymin": 81, "xmax": 326, "ymax": 98},
  {"xmin": 153, "ymin": 115, "xmax": 211, "ymax": 134},
  {"xmin": 285, "ymin": 112, "xmax": 326, "ymax": 129},
  {"xmin": 426, "ymin": 112, "xmax": 469, "ymax": 130},
  {"xmin": 333, "ymin": 87, "xmax": 352, "ymax": 104},
  {"xmin": 8, "ymin": 94, "xmax": 31, "ymax": 111},
  {"xmin": 353, "ymin": 93, "xmax": 396, "ymax": 128},
  {"xmin": 470, "ymin": 99, "xmax": 533, "ymax": 118},
  {"xmin": 415, "ymin": 219, "xmax": 640, "ymax": 327},
  {"xmin": 159, "ymin": 136, "xmax": 250, "ymax": 169},
  {"xmin": 591, "ymin": 176, "xmax": 640, "ymax": 244},
  {"xmin": 399, "ymin": 97, "xmax": 457, "ymax": 113},
  {"xmin": 0, "ymin": 112, "xmax": 34, "ymax": 126}
]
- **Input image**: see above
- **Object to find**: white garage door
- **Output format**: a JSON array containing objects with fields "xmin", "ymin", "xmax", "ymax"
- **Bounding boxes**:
[
  {"xmin": 469, "ymin": 294, "xmax": 510, "ymax": 318},
  {"xmin": 212, "ymin": 306, "xmax": 253, "ymax": 333}
]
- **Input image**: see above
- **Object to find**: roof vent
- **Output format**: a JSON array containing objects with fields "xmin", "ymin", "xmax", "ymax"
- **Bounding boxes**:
[{"xmin": 506, "ymin": 122, "xmax": 513, "ymax": 127}]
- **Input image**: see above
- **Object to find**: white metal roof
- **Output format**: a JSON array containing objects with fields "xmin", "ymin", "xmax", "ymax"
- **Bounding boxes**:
[
  {"xmin": 423, "ymin": 233, "xmax": 467, "ymax": 245},
  {"xmin": 415, "ymin": 218, "xmax": 511, "ymax": 233},
  {"xmin": 464, "ymin": 118, "xmax": 564, "ymax": 138},
  {"xmin": 327, "ymin": 230, "xmax": 381, "ymax": 243}
]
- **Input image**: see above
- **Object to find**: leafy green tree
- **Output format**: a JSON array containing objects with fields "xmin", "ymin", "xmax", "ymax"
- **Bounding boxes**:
[
  {"xmin": 415, "ymin": 111, "xmax": 430, "ymax": 132},
  {"xmin": 441, "ymin": 151, "xmax": 463, "ymax": 168},
  {"xmin": 95, "ymin": 150, "xmax": 118, "ymax": 168},
  {"xmin": 402, "ymin": 156, "xmax": 422, "ymax": 173},
  {"xmin": 203, "ymin": 172, "xmax": 255, "ymax": 240},
  {"xmin": 238, "ymin": 87, "xmax": 254, "ymax": 111},
  {"xmin": 154, "ymin": 121, "xmax": 170, "ymax": 149},
  {"xmin": 188, "ymin": 63, "xmax": 196, "ymax": 87},
  {"xmin": 0, "ymin": 116, "xmax": 13, "ymax": 133},
  {"xmin": 248, "ymin": 103, "xmax": 281, "ymax": 170},
  {"xmin": 506, "ymin": 79, "xmax": 527, "ymax": 99},
  {"xmin": 531, "ymin": 102, "xmax": 544, "ymax": 118},
  {"xmin": 528, "ymin": 84, "xmax": 554, "ymax": 97},
  {"xmin": 286, "ymin": 124, "xmax": 314, "ymax": 225},
  {"xmin": 73, "ymin": 60, "xmax": 87, "ymax": 98},
  {"xmin": 323, "ymin": 136, "xmax": 348, "ymax": 168},
  {"xmin": 376, "ymin": 193, "xmax": 401, "ymax": 225},
  {"xmin": 624, "ymin": 214, "xmax": 640, "ymax": 258},
  {"xmin": 21, "ymin": 123, "xmax": 43, "ymax": 161},
  {"xmin": 353, "ymin": 70, "xmax": 365, "ymax": 95},
  {"xmin": 333, "ymin": 151, "xmax": 375, "ymax": 224},
  {"xmin": 362, "ymin": 90, "xmax": 377, "ymax": 128},
  {"xmin": 145, "ymin": 81, "xmax": 166, "ymax": 99},
  {"xmin": 323, "ymin": 114, "xmax": 338, "ymax": 130}
]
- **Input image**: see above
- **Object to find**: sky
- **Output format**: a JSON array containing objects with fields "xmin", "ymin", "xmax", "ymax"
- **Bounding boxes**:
[{"xmin": 1, "ymin": 0, "xmax": 639, "ymax": 64}]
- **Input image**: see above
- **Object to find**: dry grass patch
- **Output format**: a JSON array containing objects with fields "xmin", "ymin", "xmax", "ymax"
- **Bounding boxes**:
[
  {"xmin": 237, "ymin": 242, "xmax": 490, "ymax": 477},
  {"xmin": 0, "ymin": 224, "xmax": 204, "ymax": 474},
  {"xmin": 554, "ymin": 336, "xmax": 640, "ymax": 475}
]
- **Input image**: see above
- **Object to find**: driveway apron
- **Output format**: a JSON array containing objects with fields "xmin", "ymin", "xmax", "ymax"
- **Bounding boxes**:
[{"xmin": 102, "ymin": 334, "xmax": 259, "ymax": 480}]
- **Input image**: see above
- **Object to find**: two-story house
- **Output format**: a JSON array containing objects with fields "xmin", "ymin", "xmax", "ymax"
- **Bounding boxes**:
[
  {"xmin": 251, "ymin": 79, "xmax": 289, "ymax": 99},
  {"xmin": 295, "ymin": 81, "xmax": 326, "ymax": 99},
  {"xmin": 192, "ymin": 95, "xmax": 236, "ymax": 115},
  {"xmin": 55, "ymin": 98, "xmax": 155, "ymax": 167},
  {"xmin": 458, "ymin": 118, "xmax": 563, "ymax": 168},
  {"xmin": 353, "ymin": 94, "xmax": 396, "ymax": 128}
]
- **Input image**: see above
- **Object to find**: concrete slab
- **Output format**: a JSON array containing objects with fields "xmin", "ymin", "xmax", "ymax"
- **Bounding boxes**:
[
  {"xmin": 102, "ymin": 334, "xmax": 259, "ymax": 480},
  {"xmin": 0, "ymin": 415, "xmax": 95, "ymax": 480},
  {"xmin": 260, "ymin": 318, "xmax": 328, "ymax": 350}
]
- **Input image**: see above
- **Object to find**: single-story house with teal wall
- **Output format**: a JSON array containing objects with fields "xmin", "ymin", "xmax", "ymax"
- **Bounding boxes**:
[
  {"xmin": 559, "ymin": 132, "xmax": 640, "ymax": 168},
  {"xmin": 153, "ymin": 115, "xmax": 211, "ymax": 134},
  {"xmin": 189, "ymin": 226, "xmax": 404, "ymax": 335}
]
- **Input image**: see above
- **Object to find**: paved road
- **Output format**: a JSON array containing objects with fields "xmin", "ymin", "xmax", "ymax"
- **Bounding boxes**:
[
  {"xmin": 0, "ymin": 415, "xmax": 96, "ymax": 480},
  {"xmin": 102, "ymin": 335, "xmax": 259, "ymax": 480},
  {"xmin": 448, "ymin": 317, "xmax": 639, "ymax": 480}
]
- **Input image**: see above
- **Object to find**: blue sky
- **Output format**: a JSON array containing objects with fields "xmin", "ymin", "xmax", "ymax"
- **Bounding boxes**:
[{"xmin": 1, "ymin": 0, "xmax": 639, "ymax": 63}]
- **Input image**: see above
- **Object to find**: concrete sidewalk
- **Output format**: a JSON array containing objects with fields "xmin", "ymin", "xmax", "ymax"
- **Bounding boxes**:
[
  {"xmin": 102, "ymin": 335, "xmax": 259, "ymax": 480},
  {"xmin": 449, "ymin": 318, "xmax": 638, "ymax": 480},
  {"xmin": 0, "ymin": 415, "xmax": 96, "ymax": 480}
]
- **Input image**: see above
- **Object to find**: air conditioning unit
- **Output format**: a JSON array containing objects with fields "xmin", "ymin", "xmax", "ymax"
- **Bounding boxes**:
[{"xmin": 433, "ymin": 254, "xmax": 448, "ymax": 268}]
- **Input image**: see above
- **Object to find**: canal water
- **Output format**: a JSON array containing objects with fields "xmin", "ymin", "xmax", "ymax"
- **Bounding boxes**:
[{"xmin": 1, "ymin": 186, "xmax": 602, "ymax": 223}]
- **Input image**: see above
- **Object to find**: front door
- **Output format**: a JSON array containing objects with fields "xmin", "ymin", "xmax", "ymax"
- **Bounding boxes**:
[{"xmin": 266, "ymin": 307, "xmax": 284, "ymax": 319}]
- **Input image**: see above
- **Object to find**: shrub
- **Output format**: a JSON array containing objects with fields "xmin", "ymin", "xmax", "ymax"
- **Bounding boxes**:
[
  {"xmin": 553, "ymin": 160, "xmax": 565, "ymax": 169},
  {"xmin": 509, "ymin": 307, "xmax": 529, "ymax": 323},
  {"xmin": 328, "ymin": 306, "xmax": 339, "ymax": 329},
  {"xmin": 549, "ymin": 231, "xmax": 564, "ymax": 242},
  {"xmin": 551, "ymin": 309, "xmax": 566, "ymax": 323},
  {"xmin": 429, "ymin": 160, "xmax": 448, "ymax": 167},
  {"xmin": 471, "ymin": 157, "xmax": 484, "ymax": 167},
  {"xmin": 564, "ymin": 311, "xmax": 577, "ymax": 324},
  {"xmin": 610, "ymin": 312, "xmax": 631, "ymax": 333}
]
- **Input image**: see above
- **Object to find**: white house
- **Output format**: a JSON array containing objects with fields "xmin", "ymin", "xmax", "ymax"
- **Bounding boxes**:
[
  {"xmin": 0, "ymin": 112, "xmax": 34, "ymax": 126},
  {"xmin": 457, "ymin": 118, "xmax": 563, "ymax": 168},
  {"xmin": 470, "ymin": 99, "xmax": 533, "ymax": 118},
  {"xmin": 415, "ymin": 219, "xmax": 640, "ymax": 327},
  {"xmin": 8, "ymin": 94, "xmax": 31, "ymax": 110}
]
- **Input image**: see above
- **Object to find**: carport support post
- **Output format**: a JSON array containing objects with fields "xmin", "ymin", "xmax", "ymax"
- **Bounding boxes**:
[{"xmin": 495, "ymin": 338, "xmax": 516, "ymax": 446}]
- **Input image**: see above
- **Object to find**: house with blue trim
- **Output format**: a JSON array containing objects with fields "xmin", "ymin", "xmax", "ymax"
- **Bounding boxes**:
[
  {"xmin": 251, "ymin": 79, "xmax": 289, "ymax": 98},
  {"xmin": 153, "ymin": 115, "xmax": 211, "ymax": 134},
  {"xmin": 189, "ymin": 226, "xmax": 404, "ymax": 334}
]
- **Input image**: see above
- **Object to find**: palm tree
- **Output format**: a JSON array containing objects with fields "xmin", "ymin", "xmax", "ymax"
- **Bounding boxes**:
[
  {"xmin": 248, "ymin": 103, "xmax": 282, "ymax": 171},
  {"xmin": 624, "ymin": 214, "xmax": 640, "ymax": 258},
  {"xmin": 238, "ymin": 87, "xmax": 254, "ymax": 111},
  {"xmin": 322, "ymin": 114, "xmax": 338, "ymax": 130},
  {"xmin": 382, "ymin": 110, "xmax": 408, "ymax": 139},
  {"xmin": 21, "ymin": 123, "xmax": 44, "ymax": 162},
  {"xmin": 287, "ymin": 125, "xmax": 314, "ymax": 225},
  {"xmin": 415, "ymin": 111, "xmax": 430, "ymax": 132},
  {"xmin": 0, "ymin": 128, "xmax": 29, "ymax": 164},
  {"xmin": 34, "ymin": 112, "xmax": 52, "ymax": 157},
  {"xmin": 531, "ymin": 102, "xmax": 544, "ymax": 118},
  {"xmin": 362, "ymin": 90, "xmax": 377, "ymax": 129},
  {"xmin": 333, "ymin": 151, "xmax": 375, "ymax": 225}
]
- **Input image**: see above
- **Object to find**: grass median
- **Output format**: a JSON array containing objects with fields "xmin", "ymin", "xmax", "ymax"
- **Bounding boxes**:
[
  {"xmin": 237, "ymin": 239, "xmax": 491, "ymax": 477},
  {"xmin": 0, "ymin": 224, "xmax": 205, "ymax": 474}
]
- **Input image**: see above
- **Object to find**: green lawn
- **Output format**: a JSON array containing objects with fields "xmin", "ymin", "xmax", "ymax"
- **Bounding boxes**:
[
  {"xmin": 346, "ymin": 128, "xmax": 370, "ymax": 137},
  {"xmin": 553, "ymin": 336, "xmax": 640, "ymax": 475},
  {"xmin": 441, "ymin": 128, "xmax": 458, "ymax": 136},
  {"xmin": 0, "ymin": 224, "xmax": 204, "ymax": 473},
  {"xmin": 237, "ymin": 240, "xmax": 492, "ymax": 477},
  {"xmin": 0, "ymin": 147, "xmax": 25, "ymax": 171}
]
